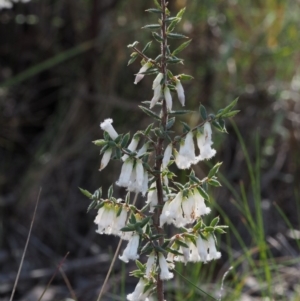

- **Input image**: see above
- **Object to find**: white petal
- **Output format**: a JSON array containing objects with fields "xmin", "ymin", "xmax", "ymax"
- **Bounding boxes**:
[
  {"xmin": 145, "ymin": 253, "xmax": 156, "ymax": 278},
  {"xmin": 135, "ymin": 160, "xmax": 144, "ymax": 187},
  {"xmin": 152, "ymin": 73, "xmax": 163, "ymax": 89},
  {"xmin": 159, "ymin": 253, "xmax": 174, "ymax": 280},
  {"xmin": 164, "ymin": 86, "xmax": 172, "ymax": 111},
  {"xmin": 162, "ymin": 143, "xmax": 172, "ymax": 169},
  {"xmin": 119, "ymin": 234, "xmax": 140, "ymax": 262},
  {"xmin": 207, "ymin": 235, "xmax": 221, "ymax": 261},
  {"xmin": 134, "ymin": 62, "xmax": 151, "ymax": 84},
  {"xmin": 116, "ymin": 160, "xmax": 134, "ymax": 187},
  {"xmin": 176, "ymin": 80, "xmax": 185, "ymax": 106},
  {"xmin": 100, "ymin": 118, "xmax": 118, "ymax": 140},
  {"xmin": 150, "ymin": 84, "xmax": 161, "ymax": 108},
  {"xmin": 99, "ymin": 149, "xmax": 112, "ymax": 171},
  {"xmin": 122, "ymin": 136, "xmax": 140, "ymax": 161},
  {"xmin": 146, "ymin": 183, "xmax": 158, "ymax": 213}
]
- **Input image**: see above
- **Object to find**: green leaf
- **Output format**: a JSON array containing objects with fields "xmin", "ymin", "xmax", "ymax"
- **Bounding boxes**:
[
  {"xmin": 176, "ymin": 239, "xmax": 189, "ymax": 249},
  {"xmin": 167, "ymin": 18, "xmax": 180, "ymax": 32},
  {"xmin": 121, "ymin": 133, "xmax": 130, "ymax": 148},
  {"xmin": 208, "ymin": 178, "xmax": 222, "ymax": 187},
  {"xmin": 130, "ymin": 213, "xmax": 137, "ymax": 224},
  {"xmin": 215, "ymin": 97, "xmax": 239, "ymax": 118},
  {"xmin": 92, "ymin": 139, "xmax": 106, "ymax": 146},
  {"xmin": 210, "ymin": 216, "xmax": 220, "ymax": 227},
  {"xmin": 215, "ymin": 227, "xmax": 227, "ymax": 234},
  {"xmin": 116, "ymin": 205, "xmax": 123, "ymax": 217},
  {"xmin": 115, "ymin": 147, "xmax": 121, "ymax": 159},
  {"xmin": 107, "ymin": 185, "xmax": 114, "ymax": 198},
  {"xmin": 79, "ymin": 188, "xmax": 93, "ymax": 199},
  {"xmin": 212, "ymin": 120, "xmax": 225, "ymax": 132},
  {"xmin": 189, "ymin": 175, "xmax": 201, "ymax": 184},
  {"xmin": 199, "ymin": 104, "xmax": 207, "ymax": 120},
  {"xmin": 145, "ymin": 8, "xmax": 163, "ymax": 13},
  {"xmin": 167, "ymin": 57, "xmax": 183, "ymax": 64},
  {"xmin": 120, "ymin": 226, "xmax": 135, "ymax": 232},
  {"xmin": 142, "ymin": 24, "xmax": 161, "ymax": 29},
  {"xmin": 135, "ymin": 260, "xmax": 145, "ymax": 271},
  {"xmin": 180, "ymin": 121, "xmax": 190, "ymax": 132},
  {"xmin": 144, "ymin": 123, "xmax": 153, "ymax": 135},
  {"xmin": 166, "ymin": 117, "xmax": 175, "ymax": 130},
  {"xmin": 221, "ymin": 110, "xmax": 240, "ymax": 118},
  {"xmin": 127, "ymin": 53, "xmax": 138, "ymax": 66},
  {"xmin": 139, "ymin": 216, "xmax": 151, "ymax": 228},
  {"xmin": 169, "ymin": 110, "xmax": 192, "ymax": 115},
  {"xmin": 178, "ymin": 73, "xmax": 193, "ymax": 81},
  {"xmin": 152, "ymin": 32, "xmax": 164, "ymax": 42},
  {"xmin": 153, "ymin": 0, "xmax": 161, "ymax": 9},
  {"xmin": 176, "ymin": 7, "xmax": 186, "ymax": 18},
  {"xmin": 172, "ymin": 39, "xmax": 192, "ymax": 56},
  {"xmin": 142, "ymin": 41, "xmax": 152, "ymax": 53},
  {"xmin": 167, "ymin": 32, "xmax": 188, "ymax": 39},
  {"xmin": 197, "ymin": 186, "xmax": 209, "ymax": 201},
  {"xmin": 167, "ymin": 69, "xmax": 174, "ymax": 79},
  {"xmin": 193, "ymin": 219, "xmax": 203, "ymax": 231},
  {"xmin": 139, "ymin": 105, "xmax": 161, "ymax": 121},
  {"xmin": 87, "ymin": 199, "xmax": 98, "ymax": 212},
  {"xmin": 208, "ymin": 162, "xmax": 222, "ymax": 178},
  {"xmin": 167, "ymin": 248, "xmax": 183, "ymax": 256}
]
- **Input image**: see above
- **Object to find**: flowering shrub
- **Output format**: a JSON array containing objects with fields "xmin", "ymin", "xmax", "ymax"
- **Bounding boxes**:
[{"xmin": 81, "ymin": 1, "xmax": 238, "ymax": 300}]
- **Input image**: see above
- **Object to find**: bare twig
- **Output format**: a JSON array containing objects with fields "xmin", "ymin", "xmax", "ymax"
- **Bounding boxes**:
[
  {"xmin": 38, "ymin": 252, "xmax": 70, "ymax": 301},
  {"xmin": 9, "ymin": 188, "xmax": 42, "ymax": 301}
]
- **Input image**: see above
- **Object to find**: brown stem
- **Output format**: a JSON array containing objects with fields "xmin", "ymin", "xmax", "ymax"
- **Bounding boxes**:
[{"xmin": 153, "ymin": 1, "xmax": 168, "ymax": 301}]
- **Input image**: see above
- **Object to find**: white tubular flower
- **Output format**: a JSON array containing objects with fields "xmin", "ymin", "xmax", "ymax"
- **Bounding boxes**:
[
  {"xmin": 159, "ymin": 253, "xmax": 174, "ymax": 280},
  {"xmin": 150, "ymin": 84, "xmax": 162, "ymax": 109},
  {"xmin": 175, "ymin": 244, "xmax": 190, "ymax": 265},
  {"xmin": 164, "ymin": 86, "xmax": 172, "ymax": 111},
  {"xmin": 111, "ymin": 205, "xmax": 128, "ymax": 235},
  {"xmin": 159, "ymin": 200, "xmax": 171, "ymax": 227},
  {"xmin": 162, "ymin": 143, "xmax": 172, "ymax": 169},
  {"xmin": 207, "ymin": 235, "xmax": 221, "ymax": 261},
  {"xmin": 116, "ymin": 159, "xmax": 134, "ymax": 188},
  {"xmin": 134, "ymin": 61, "xmax": 152, "ymax": 84},
  {"xmin": 196, "ymin": 235, "xmax": 208, "ymax": 263},
  {"xmin": 99, "ymin": 149, "xmax": 112, "ymax": 171},
  {"xmin": 119, "ymin": 234, "xmax": 140, "ymax": 263},
  {"xmin": 175, "ymin": 79, "xmax": 185, "ymax": 106},
  {"xmin": 165, "ymin": 191, "xmax": 186, "ymax": 228},
  {"xmin": 193, "ymin": 188, "xmax": 211, "ymax": 216},
  {"xmin": 122, "ymin": 136, "xmax": 140, "ymax": 161},
  {"xmin": 94, "ymin": 204, "xmax": 116, "ymax": 235},
  {"xmin": 189, "ymin": 241, "xmax": 201, "ymax": 262},
  {"xmin": 145, "ymin": 252, "xmax": 156, "ymax": 278},
  {"xmin": 100, "ymin": 118, "xmax": 118, "ymax": 140},
  {"xmin": 127, "ymin": 160, "xmax": 145, "ymax": 194},
  {"xmin": 135, "ymin": 160, "xmax": 144, "ymax": 188},
  {"xmin": 175, "ymin": 132, "xmax": 196, "ymax": 169},
  {"xmin": 137, "ymin": 142, "xmax": 149, "ymax": 157},
  {"xmin": 166, "ymin": 250, "xmax": 176, "ymax": 270},
  {"xmin": 182, "ymin": 193, "xmax": 196, "ymax": 224},
  {"xmin": 146, "ymin": 183, "xmax": 158, "ymax": 213},
  {"xmin": 152, "ymin": 72, "xmax": 163, "ymax": 89},
  {"xmin": 196, "ymin": 122, "xmax": 216, "ymax": 161},
  {"xmin": 127, "ymin": 278, "xmax": 151, "ymax": 301},
  {"xmin": 141, "ymin": 170, "xmax": 149, "ymax": 197}
]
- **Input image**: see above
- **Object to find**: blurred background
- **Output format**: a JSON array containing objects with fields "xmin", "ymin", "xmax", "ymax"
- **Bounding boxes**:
[{"xmin": 0, "ymin": 0, "xmax": 300, "ymax": 300}]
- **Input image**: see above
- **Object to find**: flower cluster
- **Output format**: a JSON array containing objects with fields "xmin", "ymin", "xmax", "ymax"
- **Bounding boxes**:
[
  {"xmin": 160, "ymin": 188, "xmax": 211, "ymax": 228},
  {"xmin": 83, "ymin": 3, "xmax": 237, "ymax": 300}
]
